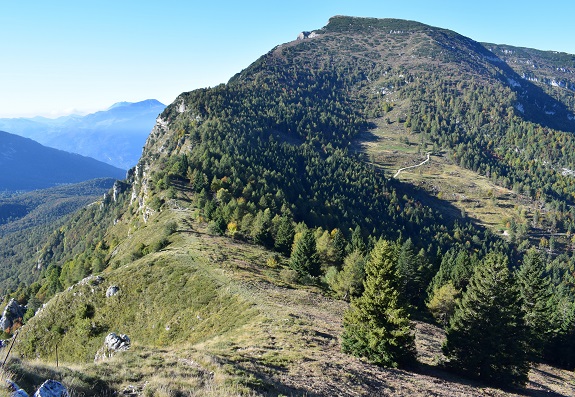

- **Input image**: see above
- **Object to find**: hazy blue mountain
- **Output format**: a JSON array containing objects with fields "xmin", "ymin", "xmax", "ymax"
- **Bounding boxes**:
[
  {"xmin": 0, "ymin": 130, "xmax": 125, "ymax": 192},
  {"xmin": 0, "ymin": 99, "xmax": 166, "ymax": 169}
]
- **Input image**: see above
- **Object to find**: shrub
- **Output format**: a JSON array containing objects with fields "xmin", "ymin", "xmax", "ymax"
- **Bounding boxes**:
[
  {"xmin": 279, "ymin": 268, "xmax": 300, "ymax": 284},
  {"xmin": 165, "ymin": 221, "xmax": 178, "ymax": 235}
]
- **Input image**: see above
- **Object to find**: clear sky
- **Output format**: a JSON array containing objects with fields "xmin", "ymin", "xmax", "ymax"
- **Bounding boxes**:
[{"xmin": 1, "ymin": 1, "xmax": 574, "ymax": 118}]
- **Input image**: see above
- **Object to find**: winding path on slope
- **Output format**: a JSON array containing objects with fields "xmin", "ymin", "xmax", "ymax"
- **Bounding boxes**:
[{"xmin": 393, "ymin": 152, "xmax": 431, "ymax": 178}]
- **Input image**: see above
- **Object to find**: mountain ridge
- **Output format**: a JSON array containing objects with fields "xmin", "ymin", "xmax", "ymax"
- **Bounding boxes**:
[{"xmin": 7, "ymin": 15, "xmax": 575, "ymax": 396}]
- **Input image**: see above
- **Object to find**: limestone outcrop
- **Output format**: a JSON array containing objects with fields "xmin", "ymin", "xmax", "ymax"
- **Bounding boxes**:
[
  {"xmin": 297, "ymin": 31, "xmax": 317, "ymax": 40},
  {"xmin": 106, "ymin": 285, "xmax": 120, "ymax": 297},
  {"xmin": 6, "ymin": 380, "xmax": 29, "ymax": 397},
  {"xmin": 5, "ymin": 379, "xmax": 69, "ymax": 397},
  {"xmin": 33, "ymin": 380, "xmax": 68, "ymax": 397},
  {"xmin": 94, "ymin": 332, "xmax": 130, "ymax": 362},
  {"xmin": 0, "ymin": 298, "xmax": 25, "ymax": 331}
]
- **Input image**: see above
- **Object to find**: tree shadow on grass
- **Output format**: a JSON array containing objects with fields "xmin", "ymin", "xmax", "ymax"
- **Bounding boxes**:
[
  {"xmin": 412, "ymin": 362, "xmax": 570, "ymax": 397},
  {"xmin": 214, "ymin": 355, "xmax": 320, "ymax": 397}
]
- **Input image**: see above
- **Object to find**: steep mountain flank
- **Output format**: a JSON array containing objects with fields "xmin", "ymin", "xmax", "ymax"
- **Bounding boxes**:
[
  {"xmin": 8, "ymin": 16, "xmax": 575, "ymax": 396},
  {"xmin": 0, "ymin": 178, "xmax": 117, "ymax": 293},
  {"xmin": 486, "ymin": 43, "xmax": 575, "ymax": 111}
]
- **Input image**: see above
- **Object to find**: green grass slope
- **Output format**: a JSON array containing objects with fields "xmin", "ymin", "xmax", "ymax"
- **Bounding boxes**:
[{"xmin": 9, "ymin": 195, "xmax": 575, "ymax": 396}]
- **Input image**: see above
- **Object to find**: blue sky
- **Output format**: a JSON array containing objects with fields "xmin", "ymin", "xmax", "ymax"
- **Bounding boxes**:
[{"xmin": 1, "ymin": 1, "xmax": 574, "ymax": 118}]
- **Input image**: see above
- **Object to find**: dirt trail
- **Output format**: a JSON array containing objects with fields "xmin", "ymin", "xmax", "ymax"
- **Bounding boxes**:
[{"xmin": 394, "ymin": 152, "xmax": 431, "ymax": 178}]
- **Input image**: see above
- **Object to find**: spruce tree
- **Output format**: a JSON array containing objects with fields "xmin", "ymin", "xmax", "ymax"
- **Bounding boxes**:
[
  {"xmin": 516, "ymin": 248, "xmax": 553, "ymax": 359},
  {"xmin": 208, "ymin": 208, "xmax": 227, "ymax": 235},
  {"xmin": 274, "ymin": 214, "xmax": 295, "ymax": 255},
  {"xmin": 341, "ymin": 239, "xmax": 416, "ymax": 368},
  {"xmin": 451, "ymin": 249, "xmax": 475, "ymax": 290},
  {"xmin": 397, "ymin": 239, "xmax": 417, "ymax": 288},
  {"xmin": 443, "ymin": 253, "xmax": 529, "ymax": 387},
  {"xmin": 428, "ymin": 247, "xmax": 477, "ymax": 297},
  {"xmin": 543, "ymin": 286, "xmax": 575, "ymax": 368},
  {"xmin": 289, "ymin": 229, "xmax": 321, "ymax": 277},
  {"xmin": 350, "ymin": 225, "xmax": 366, "ymax": 254},
  {"xmin": 331, "ymin": 228, "xmax": 347, "ymax": 268},
  {"xmin": 397, "ymin": 238, "xmax": 428, "ymax": 307}
]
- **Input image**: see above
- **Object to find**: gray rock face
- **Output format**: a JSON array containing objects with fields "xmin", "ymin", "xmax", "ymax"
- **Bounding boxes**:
[
  {"xmin": 0, "ymin": 298, "xmax": 26, "ymax": 331},
  {"xmin": 297, "ymin": 31, "xmax": 317, "ymax": 40},
  {"xmin": 112, "ymin": 181, "xmax": 129, "ymax": 202},
  {"xmin": 106, "ymin": 285, "xmax": 120, "ymax": 297},
  {"xmin": 105, "ymin": 332, "xmax": 130, "ymax": 350},
  {"xmin": 6, "ymin": 379, "xmax": 29, "ymax": 397},
  {"xmin": 94, "ymin": 332, "xmax": 130, "ymax": 362},
  {"xmin": 33, "ymin": 380, "xmax": 68, "ymax": 397},
  {"xmin": 78, "ymin": 275, "xmax": 104, "ymax": 286}
]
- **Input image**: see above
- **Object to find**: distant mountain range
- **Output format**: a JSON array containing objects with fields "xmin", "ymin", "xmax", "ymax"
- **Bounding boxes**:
[
  {"xmin": 0, "ymin": 99, "xmax": 166, "ymax": 169},
  {"xmin": 0, "ymin": 130, "xmax": 125, "ymax": 192}
]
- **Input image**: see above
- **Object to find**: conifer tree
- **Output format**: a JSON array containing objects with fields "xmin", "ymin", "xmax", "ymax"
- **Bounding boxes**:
[
  {"xmin": 443, "ymin": 253, "xmax": 529, "ymax": 387},
  {"xmin": 397, "ymin": 239, "xmax": 417, "ymax": 284},
  {"xmin": 330, "ymin": 250, "xmax": 365, "ymax": 301},
  {"xmin": 516, "ymin": 248, "xmax": 553, "ymax": 359},
  {"xmin": 315, "ymin": 229, "xmax": 333, "ymax": 265},
  {"xmin": 350, "ymin": 225, "xmax": 366, "ymax": 254},
  {"xmin": 331, "ymin": 228, "xmax": 347, "ymax": 268},
  {"xmin": 274, "ymin": 214, "xmax": 295, "ymax": 255},
  {"xmin": 208, "ymin": 208, "xmax": 227, "ymax": 235},
  {"xmin": 428, "ymin": 247, "xmax": 477, "ymax": 295},
  {"xmin": 251, "ymin": 209, "xmax": 272, "ymax": 246},
  {"xmin": 451, "ymin": 249, "xmax": 475, "ymax": 289},
  {"xmin": 543, "ymin": 286, "xmax": 575, "ymax": 368},
  {"xmin": 341, "ymin": 239, "xmax": 416, "ymax": 368},
  {"xmin": 289, "ymin": 229, "xmax": 320, "ymax": 277},
  {"xmin": 397, "ymin": 238, "xmax": 428, "ymax": 307}
]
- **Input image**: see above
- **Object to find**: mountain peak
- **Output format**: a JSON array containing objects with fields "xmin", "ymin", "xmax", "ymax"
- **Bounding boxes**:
[
  {"xmin": 322, "ymin": 15, "xmax": 432, "ymax": 34},
  {"xmin": 107, "ymin": 99, "xmax": 165, "ymax": 111},
  {"xmin": 107, "ymin": 101, "xmax": 132, "ymax": 110}
]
